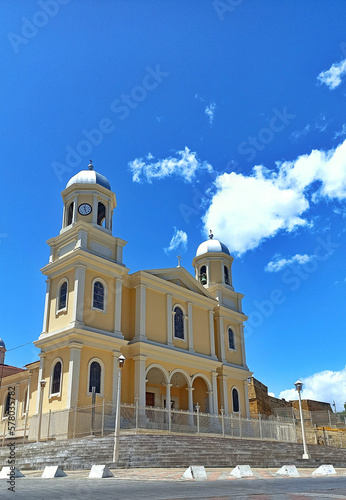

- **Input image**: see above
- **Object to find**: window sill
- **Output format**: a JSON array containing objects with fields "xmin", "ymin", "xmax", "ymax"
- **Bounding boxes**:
[
  {"xmin": 86, "ymin": 392, "xmax": 104, "ymax": 398},
  {"xmin": 91, "ymin": 306, "xmax": 106, "ymax": 314},
  {"xmin": 56, "ymin": 308, "xmax": 67, "ymax": 317},
  {"xmin": 49, "ymin": 394, "xmax": 62, "ymax": 402}
]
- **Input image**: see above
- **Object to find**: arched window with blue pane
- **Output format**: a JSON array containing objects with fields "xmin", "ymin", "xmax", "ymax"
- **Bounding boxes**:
[
  {"xmin": 174, "ymin": 306, "xmax": 185, "ymax": 340},
  {"xmin": 232, "ymin": 387, "xmax": 240, "ymax": 413},
  {"xmin": 93, "ymin": 281, "xmax": 105, "ymax": 311}
]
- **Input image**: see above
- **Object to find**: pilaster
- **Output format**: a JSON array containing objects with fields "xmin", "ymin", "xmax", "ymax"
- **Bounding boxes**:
[
  {"xmin": 218, "ymin": 374, "xmax": 229, "ymax": 415},
  {"xmin": 211, "ymin": 371, "xmax": 218, "ymax": 415},
  {"xmin": 134, "ymin": 284, "xmax": 147, "ymax": 341},
  {"xmin": 42, "ymin": 279, "xmax": 51, "ymax": 333},
  {"xmin": 216, "ymin": 315, "xmax": 226, "ymax": 363},
  {"xmin": 112, "ymin": 349, "xmax": 122, "ymax": 410},
  {"xmin": 35, "ymin": 353, "xmax": 46, "ymax": 414},
  {"xmin": 209, "ymin": 310, "xmax": 216, "ymax": 359},
  {"xmin": 134, "ymin": 354, "xmax": 147, "ymax": 407},
  {"xmin": 72, "ymin": 264, "xmax": 86, "ymax": 326},
  {"xmin": 187, "ymin": 302, "xmax": 194, "ymax": 352},
  {"xmin": 66, "ymin": 342, "xmax": 82, "ymax": 409},
  {"xmin": 114, "ymin": 278, "xmax": 123, "ymax": 335},
  {"xmin": 166, "ymin": 294, "xmax": 173, "ymax": 346}
]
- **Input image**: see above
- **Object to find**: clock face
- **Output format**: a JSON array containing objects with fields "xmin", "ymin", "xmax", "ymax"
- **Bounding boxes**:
[{"xmin": 78, "ymin": 203, "xmax": 92, "ymax": 216}]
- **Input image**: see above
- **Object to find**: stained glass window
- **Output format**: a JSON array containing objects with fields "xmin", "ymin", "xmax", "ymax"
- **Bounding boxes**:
[
  {"xmin": 228, "ymin": 327, "xmax": 235, "ymax": 350},
  {"xmin": 232, "ymin": 388, "xmax": 240, "ymax": 413},
  {"xmin": 58, "ymin": 281, "xmax": 67, "ymax": 310},
  {"xmin": 89, "ymin": 361, "xmax": 101, "ymax": 394},
  {"xmin": 93, "ymin": 281, "xmax": 104, "ymax": 310},
  {"xmin": 174, "ymin": 306, "xmax": 184, "ymax": 340},
  {"xmin": 52, "ymin": 361, "xmax": 62, "ymax": 394}
]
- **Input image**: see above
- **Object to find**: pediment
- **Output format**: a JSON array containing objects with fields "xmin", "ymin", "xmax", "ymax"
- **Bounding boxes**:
[{"xmin": 145, "ymin": 268, "xmax": 213, "ymax": 298}]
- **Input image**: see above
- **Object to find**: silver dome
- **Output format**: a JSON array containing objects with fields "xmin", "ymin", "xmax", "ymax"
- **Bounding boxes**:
[
  {"xmin": 66, "ymin": 169, "xmax": 111, "ymax": 190},
  {"xmin": 196, "ymin": 239, "xmax": 230, "ymax": 257}
]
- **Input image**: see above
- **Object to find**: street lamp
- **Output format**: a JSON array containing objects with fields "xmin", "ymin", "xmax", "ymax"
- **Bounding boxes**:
[
  {"xmin": 112, "ymin": 354, "xmax": 126, "ymax": 464},
  {"xmin": 294, "ymin": 379, "xmax": 310, "ymax": 459},
  {"xmin": 37, "ymin": 379, "xmax": 46, "ymax": 442}
]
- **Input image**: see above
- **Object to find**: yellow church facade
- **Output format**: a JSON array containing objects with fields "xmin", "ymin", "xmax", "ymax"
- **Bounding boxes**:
[{"xmin": 0, "ymin": 164, "xmax": 252, "ymax": 439}]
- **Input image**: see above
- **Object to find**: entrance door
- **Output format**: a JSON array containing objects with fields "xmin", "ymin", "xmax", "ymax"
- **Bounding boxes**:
[{"xmin": 146, "ymin": 392, "xmax": 155, "ymax": 407}]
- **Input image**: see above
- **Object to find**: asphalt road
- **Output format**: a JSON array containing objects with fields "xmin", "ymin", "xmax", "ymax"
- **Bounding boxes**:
[{"xmin": 0, "ymin": 477, "xmax": 346, "ymax": 500}]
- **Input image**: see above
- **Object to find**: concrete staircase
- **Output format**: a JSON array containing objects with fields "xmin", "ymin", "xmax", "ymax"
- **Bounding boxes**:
[{"xmin": 1, "ymin": 434, "xmax": 346, "ymax": 470}]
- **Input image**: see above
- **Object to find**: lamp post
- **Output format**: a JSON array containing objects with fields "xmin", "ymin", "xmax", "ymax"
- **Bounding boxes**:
[
  {"xmin": 112, "ymin": 354, "xmax": 126, "ymax": 464},
  {"xmin": 294, "ymin": 379, "xmax": 310, "ymax": 459},
  {"xmin": 37, "ymin": 379, "xmax": 46, "ymax": 442}
]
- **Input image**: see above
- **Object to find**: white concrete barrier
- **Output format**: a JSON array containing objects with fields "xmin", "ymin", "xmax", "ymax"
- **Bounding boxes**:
[
  {"xmin": 312, "ymin": 464, "xmax": 336, "ymax": 476},
  {"xmin": 0, "ymin": 467, "xmax": 24, "ymax": 478},
  {"xmin": 230, "ymin": 465, "xmax": 254, "ymax": 478},
  {"xmin": 275, "ymin": 465, "xmax": 300, "ymax": 477},
  {"xmin": 89, "ymin": 465, "xmax": 114, "ymax": 478},
  {"xmin": 182, "ymin": 466, "xmax": 207, "ymax": 480},
  {"xmin": 41, "ymin": 466, "xmax": 67, "ymax": 478}
]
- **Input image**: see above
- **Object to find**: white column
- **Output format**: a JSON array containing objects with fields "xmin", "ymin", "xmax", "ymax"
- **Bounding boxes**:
[
  {"xmin": 61, "ymin": 206, "xmax": 66, "ymax": 229},
  {"xmin": 211, "ymin": 371, "xmax": 218, "ymax": 415},
  {"xmin": 135, "ymin": 284, "xmax": 147, "ymax": 341},
  {"xmin": 35, "ymin": 353, "xmax": 46, "ymax": 414},
  {"xmin": 165, "ymin": 384, "xmax": 172, "ymax": 409},
  {"xmin": 209, "ymin": 310, "xmax": 216, "ymax": 358},
  {"xmin": 206, "ymin": 260, "xmax": 210, "ymax": 285},
  {"xmin": 240, "ymin": 325, "xmax": 247, "ymax": 366},
  {"xmin": 42, "ymin": 279, "xmax": 51, "ymax": 334},
  {"xmin": 207, "ymin": 390, "xmax": 213, "ymax": 414},
  {"xmin": 187, "ymin": 302, "xmax": 194, "ymax": 352},
  {"xmin": 112, "ymin": 350, "xmax": 121, "ymax": 411},
  {"xmin": 114, "ymin": 278, "xmax": 123, "ymax": 334},
  {"xmin": 72, "ymin": 264, "xmax": 86, "ymax": 326},
  {"xmin": 216, "ymin": 316, "xmax": 226, "ymax": 363},
  {"xmin": 243, "ymin": 380, "xmax": 250, "ymax": 418},
  {"xmin": 72, "ymin": 195, "xmax": 78, "ymax": 223},
  {"xmin": 92, "ymin": 195, "xmax": 98, "ymax": 224},
  {"xmin": 14, "ymin": 383, "xmax": 19, "ymax": 419},
  {"xmin": 66, "ymin": 343, "xmax": 82, "ymax": 409},
  {"xmin": 107, "ymin": 201, "xmax": 112, "ymax": 230},
  {"xmin": 134, "ymin": 354, "xmax": 147, "ymax": 407},
  {"xmin": 221, "ymin": 261, "xmax": 224, "ymax": 284},
  {"xmin": 166, "ymin": 294, "xmax": 173, "ymax": 346},
  {"xmin": 218, "ymin": 375, "xmax": 229, "ymax": 415},
  {"xmin": 187, "ymin": 387, "xmax": 194, "ymax": 412}
]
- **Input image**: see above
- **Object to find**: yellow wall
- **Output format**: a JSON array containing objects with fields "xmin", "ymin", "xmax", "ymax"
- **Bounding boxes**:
[
  {"xmin": 224, "ymin": 323, "xmax": 243, "ymax": 366},
  {"xmin": 48, "ymin": 269, "xmax": 75, "ymax": 332},
  {"xmin": 121, "ymin": 359, "xmax": 134, "ymax": 404},
  {"xmin": 41, "ymin": 348, "xmax": 70, "ymax": 412},
  {"xmin": 192, "ymin": 377, "xmax": 209, "ymax": 412},
  {"xmin": 78, "ymin": 346, "xmax": 114, "ymax": 407},
  {"xmin": 83, "ymin": 270, "xmax": 115, "ymax": 332},
  {"xmin": 210, "ymin": 260, "xmax": 222, "ymax": 283},
  {"xmin": 192, "ymin": 306, "xmax": 210, "ymax": 356},
  {"xmin": 146, "ymin": 290, "xmax": 166, "ymax": 344},
  {"xmin": 121, "ymin": 286, "xmax": 134, "ymax": 341}
]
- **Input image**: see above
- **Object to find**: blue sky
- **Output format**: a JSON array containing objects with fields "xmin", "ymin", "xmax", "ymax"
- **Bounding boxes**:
[{"xmin": 1, "ymin": 0, "xmax": 346, "ymax": 408}]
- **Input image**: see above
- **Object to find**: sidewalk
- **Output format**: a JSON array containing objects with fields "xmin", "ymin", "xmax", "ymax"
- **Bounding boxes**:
[{"xmin": 20, "ymin": 467, "xmax": 346, "ymax": 481}]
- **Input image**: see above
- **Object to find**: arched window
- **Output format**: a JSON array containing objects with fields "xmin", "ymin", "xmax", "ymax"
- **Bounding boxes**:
[
  {"xmin": 89, "ymin": 361, "xmax": 101, "ymax": 394},
  {"xmin": 58, "ymin": 281, "xmax": 68, "ymax": 311},
  {"xmin": 51, "ymin": 361, "xmax": 62, "ymax": 395},
  {"xmin": 228, "ymin": 327, "xmax": 235, "ymax": 350},
  {"xmin": 4, "ymin": 391, "xmax": 11, "ymax": 416},
  {"xmin": 67, "ymin": 202, "xmax": 74, "ymax": 226},
  {"xmin": 174, "ymin": 306, "xmax": 184, "ymax": 340},
  {"xmin": 97, "ymin": 202, "xmax": 106, "ymax": 227},
  {"xmin": 224, "ymin": 266, "xmax": 230, "ymax": 285},
  {"xmin": 232, "ymin": 388, "xmax": 240, "ymax": 413},
  {"xmin": 93, "ymin": 281, "xmax": 105, "ymax": 311},
  {"xmin": 199, "ymin": 265, "xmax": 207, "ymax": 285}
]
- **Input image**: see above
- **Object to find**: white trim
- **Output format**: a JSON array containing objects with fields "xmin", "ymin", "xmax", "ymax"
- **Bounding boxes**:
[
  {"xmin": 22, "ymin": 386, "xmax": 28, "ymax": 417},
  {"xmin": 169, "ymin": 368, "xmax": 191, "ymax": 388},
  {"xmin": 135, "ymin": 284, "xmax": 147, "ymax": 340},
  {"xmin": 49, "ymin": 357, "xmax": 63, "ymax": 397},
  {"xmin": 91, "ymin": 277, "xmax": 108, "ymax": 314},
  {"xmin": 145, "ymin": 363, "xmax": 170, "ymax": 384},
  {"xmin": 231, "ymin": 386, "xmax": 240, "ymax": 414},
  {"xmin": 87, "ymin": 357, "xmax": 105, "ymax": 397},
  {"xmin": 166, "ymin": 294, "xmax": 173, "ymax": 346},
  {"xmin": 227, "ymin": 325, "xmax": 236, "ymax": 351},
  {"xmin": 56, "ymin": 278, "xmax": 69, "ymax": 316},
  {"xmin": 172, "ymin": 303, "xmax": 187, "ymax": 341}
]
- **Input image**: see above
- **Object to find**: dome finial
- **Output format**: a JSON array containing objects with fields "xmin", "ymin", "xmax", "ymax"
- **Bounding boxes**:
[
  {"xmin": 88, "ymin": 160, "xmax": 94, "ymax": 171},
  {"xmin": 209, "ymin": 229, "xmax": 214, "ymax": 240}
]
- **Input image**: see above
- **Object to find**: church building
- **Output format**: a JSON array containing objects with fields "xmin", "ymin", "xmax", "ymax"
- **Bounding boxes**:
[{"xmin": 0, "ymin": 163, "xmax": 252, "ymax": 439}]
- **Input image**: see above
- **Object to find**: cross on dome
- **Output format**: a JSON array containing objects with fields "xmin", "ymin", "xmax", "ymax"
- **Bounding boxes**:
[
  {"xmin": 209, "ymin": 229, "xmax": 214, "ymax": 239},
  {"xmin": 88, "ymin": 160, "xmax": 94, "ymax": 171}
]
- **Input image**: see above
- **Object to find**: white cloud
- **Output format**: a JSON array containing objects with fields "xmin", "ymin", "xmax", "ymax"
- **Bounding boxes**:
[
  {"xmin": 317, "ymin": 58, "xmax": 346, "ymax": 89},
  {"xmin": 279, "ymin": 366, "xmax": 346, "ymax": 409},
  {"xmin": 164, "ymin": 227, "xmax": 188, "ymax": 254},
  {"xmin": 129, "ymin": 147, "xmax": 213, "ymax": 183},
  {"xmin": 334, "ymin": 123, "xmax": 346, "ymax": 139},
  {"xmin": 203, "ymin": 138, "xmax": 346, "ymax": 254},
  {"xmin": 265, "ymin": 254, "xmax": 315, "ymax": 273},
  {"xmin": 205, "ymin": 102, "xmax": 216, "ymax": 125},
  {"xmin": 291, "ymin": 124, "xmax": 310, "ymax": 141}
]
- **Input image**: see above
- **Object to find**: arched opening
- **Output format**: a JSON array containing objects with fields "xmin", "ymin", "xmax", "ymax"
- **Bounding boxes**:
[
  {"xmin": 228, "ymin": 327, "xmax": 235, "ymax": 350},
  {"xmin": 199, "ymin": 265, "xmax": 207, "ymax": 285},
  {"xmin": 145, "ymin": 366, "xmax": 168, "ymax": 408},
  {"xmin": 93, "ymin": 281, "xmax": 105, "ymax": 311},
  {"xmin": 192, "ymin": 376, "xmax": 209, "ymax": 413},
  {"xmin": 169, "ymin": 371, "xmax": 190, "ymax": 411},
  {"xmin": 224, "ymin": 266, "xmax": 230, "ymax": 285},
  {"xmin": 89, "ymin": 361, "xmax": 101, "ymax": 394},
  {"xmin": 58, "ymin": 281, "xmax": 68, "ymax": 311},
  {"xmin": 173, "ymin": 306, "xmax": 184, "ymax": 340},
  {"xmin": 97, "ymin": 202, "xmax": 106, "ymax": 227},
  {"xmin": 51, "ymin": 361, "xmax": 62, "ymax": 395},
  {"xmin": 232, "ymin": 387, "xmax": 240, "ymax": 413},
  {"xmin": 67, "ymin": 202, "xmax": 74, "ymax": 226}
]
